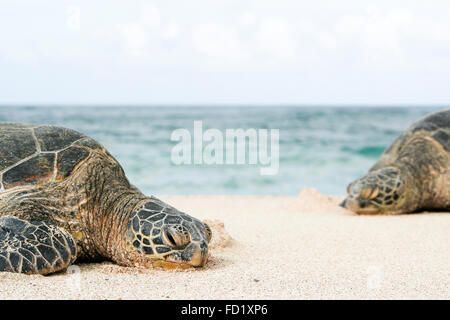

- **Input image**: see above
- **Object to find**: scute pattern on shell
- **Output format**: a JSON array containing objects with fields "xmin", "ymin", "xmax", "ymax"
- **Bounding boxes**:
[
  {"xmin": 382, "ymin": 109, "xmax": 450, "ymax": 157},
  {"xmin": 0, "ymin": 123, "xmax": 101, "ymax": 191},
  {"xmin": 371, "ymin": 109, "xmax": 450, "ymax": 172}
]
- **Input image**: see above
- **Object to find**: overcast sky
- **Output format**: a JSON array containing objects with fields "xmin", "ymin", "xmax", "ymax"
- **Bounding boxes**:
[{"xmin": 1, "ymin": 0, "xmax": 450, "ymax": 105}]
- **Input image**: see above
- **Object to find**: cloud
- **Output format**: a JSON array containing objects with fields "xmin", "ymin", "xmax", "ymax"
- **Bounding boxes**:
[
  {"xmin": 3, "ymin": 1, "xmax": 446, "ymax": 71},
  {"xmin": 139, "ymin": 3, "xmax": 162, "ymax": 30},
  {"xmin": 239, "ymin": 12, "xmax": 257, "ymax": 28},
  {"xmin": 2, "ymin": 1, "xmax": 450, "ymax": 104},
  {"xmin": 191, "ymin": 24, "xmax": 248, "ymax": 64},
  {"xmin": 334, "ymin": 9, "xmax": 408, "ymax": 67},
  {"xmin": 160, "ymin": 20, "xmax": 179, "ymax": 39},
  {"xmin": 118, "ymin": 22, "xmax": 150, "ymax": 56},
  {"xmin": 257, "ymin": 18, "xmax": 296, "ymax": 61},
  {"xmin": 116, "ymin": 3, "xmax": 179, "ymax": 60},
  {"xmin": 332, "ymin": 8, "xmax": 450, "ymax": 69}
]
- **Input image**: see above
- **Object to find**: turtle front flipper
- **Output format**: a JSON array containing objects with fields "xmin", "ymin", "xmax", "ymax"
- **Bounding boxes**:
[{"xmin": 0, "ymin": 217, "xmax": 77, "ymax": 275}]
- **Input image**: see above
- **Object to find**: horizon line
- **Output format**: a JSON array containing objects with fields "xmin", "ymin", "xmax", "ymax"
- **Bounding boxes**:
[{"xmin": 0, "ymin": 103, "xmax": 448, "ymax": 108}]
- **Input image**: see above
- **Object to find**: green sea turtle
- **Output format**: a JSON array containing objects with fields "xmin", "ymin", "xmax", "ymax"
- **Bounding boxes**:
[
  {"xmin": 0, "ymin": 123, "xmax": 212, "ymax": 275},
  {"xmin": 341, "ymin": 109, "xmax": 449, "ymax": 214}
]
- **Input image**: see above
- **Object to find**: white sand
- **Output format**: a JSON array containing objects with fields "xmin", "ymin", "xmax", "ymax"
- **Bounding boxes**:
[{"xmin": 0, "ymin": 189, "xmax": 448, "ymax": 299}]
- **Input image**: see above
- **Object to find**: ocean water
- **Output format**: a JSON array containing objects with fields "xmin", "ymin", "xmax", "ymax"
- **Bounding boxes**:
[{"xmin": 0, "ymin": 106, "xmax": 443, "ymax": 196}]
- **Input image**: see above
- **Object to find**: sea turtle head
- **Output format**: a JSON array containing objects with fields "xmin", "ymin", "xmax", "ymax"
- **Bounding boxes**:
[
  {"xmin": 340, "ymin": 167, "xmax": 406, "ymax": 214},
  {"xmin": 125, "ymin": 197, "xmax": 211, "ymax": 269}
]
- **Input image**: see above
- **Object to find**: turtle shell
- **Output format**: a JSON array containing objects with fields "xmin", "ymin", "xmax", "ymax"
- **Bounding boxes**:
[
  {"xmin": 370, "ymin": 109, "xmax": 450, "ymax": 170},
  {"xmin": 0, "ymin": 123, "xmax": 103, "ymax": 190}
]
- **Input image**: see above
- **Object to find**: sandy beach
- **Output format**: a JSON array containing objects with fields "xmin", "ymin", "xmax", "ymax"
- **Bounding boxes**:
[{"xmin": 0, "ymin": 189, "xmax": 448, "ymax": 300}]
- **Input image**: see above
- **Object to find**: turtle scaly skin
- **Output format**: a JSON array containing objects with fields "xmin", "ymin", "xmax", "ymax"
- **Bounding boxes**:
[
  {"xmin": 341, "ymin": 109, "xmax": 450, "ymax": 214},
  {"xmin": 0, "ymin": 123, "xmax": 211, "ymax": 275}
]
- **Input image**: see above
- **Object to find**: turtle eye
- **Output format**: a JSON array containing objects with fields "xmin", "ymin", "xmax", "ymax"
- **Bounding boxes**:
[
  {"xmin": 162, "ymin": 226, "xmax": 190, "ymax": 249},
  {"xmin": 369, "ymin": 186, "xmax": 380, "ymax": 199},
  {"xmin": 204, "ymin": 223, "xmax": 212, "ymax": 243},
  {"xmin": 360, "ymin": 186, "xmax": 379, "ymax": 199}
]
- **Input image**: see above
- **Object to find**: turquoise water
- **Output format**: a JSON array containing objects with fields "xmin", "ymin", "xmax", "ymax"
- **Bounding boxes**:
[{"xmin": 0, "ymin": 106, "xmax": 443, "ymax": 195}]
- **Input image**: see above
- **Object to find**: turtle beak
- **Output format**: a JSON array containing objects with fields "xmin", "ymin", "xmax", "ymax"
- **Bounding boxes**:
[
  {"xmin": 190, "ymin": 246, "xmax": 208, "ymax": 267},
  {"xmin": 340, "ymin": 199, "xmax": 347, "ymax": 208},
  {"xmin": 183, "ymin": 242, "xmax": 209, "ymax": 267},
  {"xmin": 157, "ymin": 241, "xmax": 209, "ymax": 269}
]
